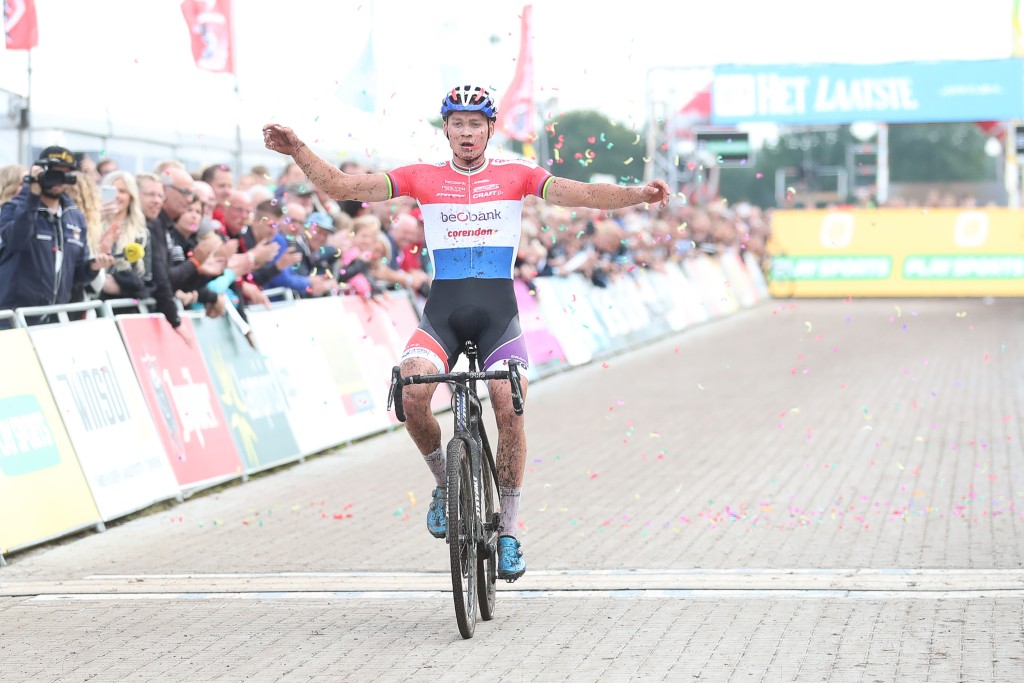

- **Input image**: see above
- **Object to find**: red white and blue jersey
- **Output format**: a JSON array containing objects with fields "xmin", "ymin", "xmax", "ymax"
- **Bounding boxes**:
[{"xmin": 386, "ymin": 158, "xmax": 553, "ymax": 280}]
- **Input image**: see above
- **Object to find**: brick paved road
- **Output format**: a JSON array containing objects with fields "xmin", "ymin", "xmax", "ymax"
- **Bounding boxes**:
[{"xmin": 2, "ymin": 297, "xmax": 1023, "ymax": 681}]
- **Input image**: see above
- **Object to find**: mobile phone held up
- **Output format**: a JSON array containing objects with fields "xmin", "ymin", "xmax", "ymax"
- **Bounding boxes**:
[{"xmin": 100, "ymin": 185, "xmax": 117, "ymax": 204}]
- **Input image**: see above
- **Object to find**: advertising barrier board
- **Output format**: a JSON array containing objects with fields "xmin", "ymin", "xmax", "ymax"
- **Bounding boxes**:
[
  {"xmin": 769, "ymin": 209, "xmax": 1024, "ymax": 297},
  {"xmin": 0, "ymin": 328, "xmax": 101, "ymax": 555},
  {"xmin": 116, "ymin": 316, "xmax": 245, "ymax": 491},
  {"xmin": 29, "ymin": 319, "xmax": 182, "ymax": 521},
  {"xmin": 513, "ymin": 278, "xmax": 566, "ymax": 377},
  {"xmin": 341, "ymin": 296, "xmax": 409, "ymax": 427},
  {"xmin": 190, "ymin": 315, "xmax": 302, "ymax": 473},
  {"xmin": 245, "ymin": 302, "xmax": 350, "ymax": 456},
  {"xmin": 373, "ymin": 291, "xmax": 452, "ymax": 412}
]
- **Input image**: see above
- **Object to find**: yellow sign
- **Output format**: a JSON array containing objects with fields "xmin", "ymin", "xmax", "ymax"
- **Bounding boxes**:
[
  {"xmin": 0, "ymin": 329, "xmax": 100, "ymax": 555},
  {"xmin": 768, "ymin": 209, "xmax": 1024, "ymax": 297}
]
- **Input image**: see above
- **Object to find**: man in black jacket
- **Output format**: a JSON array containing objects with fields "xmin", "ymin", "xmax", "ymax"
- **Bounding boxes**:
[
  {"xmin": 0, "ymin": 146, "xmax": 115, "ymax": 327},
  {"xmin": 136, "ymin": 171, "xmax": 183, "ymax": 329}
]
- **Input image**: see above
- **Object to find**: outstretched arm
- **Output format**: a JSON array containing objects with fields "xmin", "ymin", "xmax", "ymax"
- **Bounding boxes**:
[
  {"xmin": 263, "ymin": 124, "xmax": 391, "ymax": 203},
  {"xmin": 545, "ymin": 176, "xmax": 671, "ymax": 210}
]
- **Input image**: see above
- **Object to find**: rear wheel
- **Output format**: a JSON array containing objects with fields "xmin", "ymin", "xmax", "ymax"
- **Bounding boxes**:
[
  {"xmin": 447, "ymin": 437, "xmax": 477, "ymax": 639},
  {"xmin": 477, "ymin": 434, "xmax": 498, "ymax": 621}
]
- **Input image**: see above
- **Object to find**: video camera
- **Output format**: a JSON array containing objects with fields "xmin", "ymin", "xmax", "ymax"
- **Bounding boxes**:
[{"xmin": 31, "ymin": 157, "xmax": 79, "ymax": 190}]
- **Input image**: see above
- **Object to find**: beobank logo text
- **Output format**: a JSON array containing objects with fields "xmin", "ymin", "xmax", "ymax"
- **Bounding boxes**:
[{"xmin": 440, "ymin": 208, "xmax": 503, "ymax": 223}]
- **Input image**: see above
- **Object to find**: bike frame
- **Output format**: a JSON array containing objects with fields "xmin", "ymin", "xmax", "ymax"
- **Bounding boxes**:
[
  {"xmin": 387, "ymin": 341, "xmax": 524, "ymax": 540},
  {"xmin": 388, "ymin": 342, "xmax": 524, "ymax": 638}
]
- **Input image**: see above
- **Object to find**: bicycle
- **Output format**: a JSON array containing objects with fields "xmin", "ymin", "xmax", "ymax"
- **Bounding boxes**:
[{"xmin": 388, "ymin": 341, "xmax": 525, "ymax": 639}]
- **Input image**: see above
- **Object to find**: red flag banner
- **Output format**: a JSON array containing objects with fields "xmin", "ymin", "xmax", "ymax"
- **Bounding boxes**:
[
  {"xmin": 180, "ymin": 0, "xmax": 234, "ymax": 74},
  {"xmin": 4, "ymin": 0, "xmax": 39, "ymax": 50},
  {"xmin": 495, "ymin": 5, "xmax": 535, "ymax": 142}
]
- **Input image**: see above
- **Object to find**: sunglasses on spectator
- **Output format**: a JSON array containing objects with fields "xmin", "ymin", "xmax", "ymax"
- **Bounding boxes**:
[{"xmin": 169, "ymin": 185, "xmax": 196, "ymax": 201}]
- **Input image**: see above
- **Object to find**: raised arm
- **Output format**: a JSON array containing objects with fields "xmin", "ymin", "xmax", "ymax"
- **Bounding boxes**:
[
  {"xmin": 262, "ymin": 124, "xmax": 391, "ymax": 203},
  {"xmin": 545, "ymin": 176, "xmax": 671, "ymax": 210}
]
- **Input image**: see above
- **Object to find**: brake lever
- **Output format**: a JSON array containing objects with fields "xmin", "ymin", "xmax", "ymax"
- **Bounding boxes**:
[
  {"xmin": 508, "ymin": 361, "xmax": 524, "ymax": 416},
  {"xmin": 389, "ymin": 366, "xmax": 406, "ymax": 422}
]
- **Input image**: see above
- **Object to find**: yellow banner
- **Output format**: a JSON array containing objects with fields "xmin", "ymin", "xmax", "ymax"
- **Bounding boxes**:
[
  {"xmin": 1015, "ymin": 0, "xmax": 1024, "ymax": 57},
  {"xmin": 768, "ymin": 209, "xmax": 1024, "ymax": 297},
  {"xmin": 0, "ymin": 329, "xmax": 100, "ymax": 555}
]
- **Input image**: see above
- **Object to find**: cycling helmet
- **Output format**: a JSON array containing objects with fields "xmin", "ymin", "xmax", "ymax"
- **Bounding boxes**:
[{"xmin": 440, "ymin": 85, "xmax": 498, "ymax": 121}]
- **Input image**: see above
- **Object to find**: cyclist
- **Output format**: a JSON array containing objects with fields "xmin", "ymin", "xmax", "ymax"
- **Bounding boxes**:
[{"xmin": 264, "ymin": 85, "xmax": 670, "ymax": 581}]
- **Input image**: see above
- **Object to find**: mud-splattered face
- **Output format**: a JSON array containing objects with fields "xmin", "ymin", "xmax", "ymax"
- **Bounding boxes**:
[{"xmin": 444, "ymin": 111, "xmax": 492, "ymax": 168}]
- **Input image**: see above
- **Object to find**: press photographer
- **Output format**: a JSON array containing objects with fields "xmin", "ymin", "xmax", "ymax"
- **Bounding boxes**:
[{"xmin": 0, "ymin": 146, "xmax": 115, "ymax": 327}]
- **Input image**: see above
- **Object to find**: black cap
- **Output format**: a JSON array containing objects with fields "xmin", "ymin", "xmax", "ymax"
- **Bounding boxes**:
[{"xmin": 38, "ymin": 146, "xmax": 77, "ymax": 169}]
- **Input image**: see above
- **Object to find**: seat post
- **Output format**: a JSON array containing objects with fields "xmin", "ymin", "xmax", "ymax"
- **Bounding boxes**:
[{"xmin": 464, "ymin": 341, "xmax": 478, "ymax": 371}]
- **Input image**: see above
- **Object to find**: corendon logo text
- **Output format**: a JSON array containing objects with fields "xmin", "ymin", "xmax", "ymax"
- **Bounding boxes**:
[
  {"xmin": 447, "ymin": 228, "xmax": 497, "ymax": 238},
  {"xmin": 440, "ymin": 208, "xmax": 503, "ymax": 223}
]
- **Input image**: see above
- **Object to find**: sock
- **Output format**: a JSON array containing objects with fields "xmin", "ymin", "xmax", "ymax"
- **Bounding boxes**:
[
  {"xmin": 499, "ymin": 487, "xmax": 522, "ymax": 538},
  {"xmin": 423, "ymin": 447, "xmax": 446, "ymax": 488}
]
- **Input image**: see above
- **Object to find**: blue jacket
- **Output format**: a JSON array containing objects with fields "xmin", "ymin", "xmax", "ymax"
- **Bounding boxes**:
[
  {"xmin": 266, "ymin": 232, "xmax": 314, "ymax": 294},
  {"xmin": 0, "ymin": 185, "xmax": 96, "ymax": 311}
]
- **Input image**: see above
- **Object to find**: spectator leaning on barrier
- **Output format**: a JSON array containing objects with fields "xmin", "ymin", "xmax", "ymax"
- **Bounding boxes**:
[
  {"xmin": 159, "ymin": 165, "xmax": 223, "ymax": 304},
  {"xmin": 299, "ymin": 211, "xmax": 341, "ymax": 279},
  {"xmin": 0, "ymin": 146, "xmax": 115, "ymax": 327},
  {"xmin": 95, "ymin": 170, "xmax": 151, "ymax": 301},
  {"xmin": 247, "ymin": 199, "xmax": 334, "ymax": 298},
  {"xmin": 229, "ymin": 192, "xmax": 280, "ymax": 269},
  {"xmin": 247, "ymin": 199, "xmax": 286, "ymax": 290},
  {"xmin": 132, "ymin": 172, "xmax": 182, "ymax": 329},
  {"xmin": 269, "ymin": 210, "xmax": 335, "ymax": 298},
  {"xmin": 187, "ymin": 217, "xmax": 232, "ymax": 320},
  {"xmin": 386, "ymin": 211, "xmax": 431, "ymax": 296},
  {"xmin": 165, "ymin": 188, "xmax": 229, "ymax": 313},
  {"xmin": 219, "ymin": 188, "xmax": 277, "ymax": 309}
]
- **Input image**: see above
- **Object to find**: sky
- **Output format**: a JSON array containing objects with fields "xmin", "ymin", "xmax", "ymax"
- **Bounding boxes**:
[{"xmin": 0, "ymin": 0, "xmax": 1016, "ymax": 167}]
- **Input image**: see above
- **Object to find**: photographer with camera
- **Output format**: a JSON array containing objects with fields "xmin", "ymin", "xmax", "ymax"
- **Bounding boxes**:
[{"xmin": 0, "ymin": 146, "xmax": 115, "ymax": 327}]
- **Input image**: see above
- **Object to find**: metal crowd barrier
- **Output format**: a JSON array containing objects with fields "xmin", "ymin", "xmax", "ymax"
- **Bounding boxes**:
[
  {"xmin": 262, "ymin": 287, "xmax": 297, "ymax": 303},
  {"xmin": 14, "ymin": 300, "xmax": 104, "ymax": 327},
  {"xmin": 5, "ymin": 290, "xmax": 299, "ymax": 333},
  {"xmin": 100, "ymin": 297, "xmax": 161, "ymax": 317},
  {"xmin": 0, "ymin": 309, "xmax": 17, "ymax": 328}
]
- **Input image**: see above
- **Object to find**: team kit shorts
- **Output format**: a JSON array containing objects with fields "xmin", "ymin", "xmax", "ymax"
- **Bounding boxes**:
[{"xmin": 400, "ymin": 278, "xmax": 529, "ymax": 373}]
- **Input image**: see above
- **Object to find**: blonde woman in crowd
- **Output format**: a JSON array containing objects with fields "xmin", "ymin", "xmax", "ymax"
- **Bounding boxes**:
[
  {"xmin": 65, "ymin": 169, "xmax": 108, "ymax": 302},
  {"xmin": 0, "ymin": 164, "xmax": 28, "ymax": 206},
  {"xmin": 64, "ymin": 169, "xmax": 104, "ymax": 254},
  {"xmin": 97, "ymin": 170, "xmax": 151, "ymax": 299}
]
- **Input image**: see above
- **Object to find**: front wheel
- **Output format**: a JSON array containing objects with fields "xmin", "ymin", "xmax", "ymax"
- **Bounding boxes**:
[
  {"xmin": 447, "ymin": 437, "xmax": 477, "ymax": 639},
  {"xmin": 477, "ymin": 439, "xmax": 497, "ymax": 621}
]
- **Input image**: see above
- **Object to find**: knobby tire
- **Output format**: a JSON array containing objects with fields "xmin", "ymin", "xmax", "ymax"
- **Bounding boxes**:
[
  {"xmin": 447, "ymin": 437, "xmax": 477, "ymax": 639},
  {"xmin": 476, "ymin": 428, "xmax": 497, "ymax": 621}
]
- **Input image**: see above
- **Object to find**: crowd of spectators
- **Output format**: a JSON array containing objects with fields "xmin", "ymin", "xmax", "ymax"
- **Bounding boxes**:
[
  {"xmin": 0, "ymin": 150, "xmax": 772, "ymax": 337},
  {"xmin": 513, "ymin": 199, "xmax": 771, "ymax": 291}
]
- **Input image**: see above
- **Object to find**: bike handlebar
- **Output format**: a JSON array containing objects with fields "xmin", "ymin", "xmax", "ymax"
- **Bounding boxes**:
[{"xmin": 387, "ymin": 363, "xmax": 525, "ymax": 421}]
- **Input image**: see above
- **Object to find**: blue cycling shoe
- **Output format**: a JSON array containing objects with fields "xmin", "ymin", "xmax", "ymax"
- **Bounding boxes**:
[
  {"xmin": 427, "ymin": 487, "xmax": 446, "ymax": 539},
  {"xmin": 496, "ymin": 535, "xmax": 526, "ymax": 582}
]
